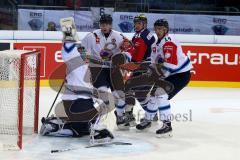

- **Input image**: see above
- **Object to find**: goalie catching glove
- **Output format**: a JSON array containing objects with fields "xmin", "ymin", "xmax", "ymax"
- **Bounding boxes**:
[{"xmin": 60, "ymin": 17, "xmax": 79, "ymax": 42}]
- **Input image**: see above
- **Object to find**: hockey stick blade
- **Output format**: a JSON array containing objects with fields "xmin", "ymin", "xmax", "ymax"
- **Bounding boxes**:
[
  {"xmin": 119, "ymin": 62, "xmax": 140, "ymax": 71},
  {"xmin": 85, "ymin": 141, "xmax": 132, "ymax": 148},
  {"xmin": 51, "ymin": 142, "xmax": 132, "ymax": 153},
  {"xmin": 51, "ymin": 147, "xmax": 78, "ymax": 153}
]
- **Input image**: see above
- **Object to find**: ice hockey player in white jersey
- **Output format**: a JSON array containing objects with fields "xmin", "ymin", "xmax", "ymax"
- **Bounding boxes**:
[
  {"xmin": 81, "ymin": 14, "xmax": 124, "ymax": 63},
  {"xmin": 135, "ymin": 19, "xmax": 193, "ymax": 137},
  {"xmin": 40, "ymin": 17, "xmax": 115, "ymax": 145},
  {"xmin": 81, "ymin": 14, "xmax": 136, "ymax": 130}
]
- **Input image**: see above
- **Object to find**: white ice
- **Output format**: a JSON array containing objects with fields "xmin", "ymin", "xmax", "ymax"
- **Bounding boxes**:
[{"xmin": 0, "ymin": 87, "xmax": 240, "ymax": 160}]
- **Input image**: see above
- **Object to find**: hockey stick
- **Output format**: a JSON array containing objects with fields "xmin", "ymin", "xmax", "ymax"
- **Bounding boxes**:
[
  {"xmin": 47, "ymin": 80, "xmax": 65, "ymax": 118},
  {"xmin": 51, "ymin": 142, "xmax": 132, "ymax": 153},
  {"xmin": 80, "ymin": 54, "xmax": 140, "ymax": 71},
  {"xmin": 80, "ymin": 54, "xmax": 152, "ymax": 73},
  {"xmin": 85, "ymin": 141, "xmax": 132, "ymax": 148},
  {"xmin": 119, "ymin": 62, "xmax": 141, "ymax": 71},
  {"xmin": 51, "ymin": 147, "xmax": 78, "ymax": 153}
]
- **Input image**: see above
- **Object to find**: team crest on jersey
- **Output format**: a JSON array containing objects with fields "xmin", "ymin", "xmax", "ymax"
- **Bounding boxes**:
[
  {"xmin": 96, "ymin": 37, "xmax": 100, "ymax": 44},
  {"xmin": 152, "ymin": 47, "xmax": 156, "ymax": 53}
]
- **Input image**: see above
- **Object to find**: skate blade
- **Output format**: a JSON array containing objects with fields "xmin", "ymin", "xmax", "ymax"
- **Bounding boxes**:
[
  {"xmin": 156, "ymin": 132, "xmax": 173, "ymax": 138},
  {"xmin": 135, "ymin": 126, "xmax": 151, "ymax": 132},
  {"xmin": 117, "ymin": 126, "xmax": 130, "ymax": 131},
  {"xmin": 89, "ymin": 137, "xmax": 113, "ymax": 147},
  {"xmin": 86, "ymin": 141, "xmax": 132, "ymax": 148},
  {"xmin": 117, "ymin": 124, "xmax": 130, "ymax": 131}
]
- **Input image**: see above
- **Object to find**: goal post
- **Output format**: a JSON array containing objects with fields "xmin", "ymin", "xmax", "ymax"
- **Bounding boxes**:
[{"xmin": 0, "ymin": 50, "xmax": 40, "ymax": 150}]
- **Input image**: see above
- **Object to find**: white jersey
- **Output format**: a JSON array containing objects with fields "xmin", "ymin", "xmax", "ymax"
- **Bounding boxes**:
[
  {"xmin": 151, "ymin": 34, "xmax": 192, "ymax": 77},
  {"xmin": 61, "ymin": 42, "xmax": 93, "ymax": 100},
  {"xmin": 81, "ymin": 29, "xmax": 124, "ymax": 66}
]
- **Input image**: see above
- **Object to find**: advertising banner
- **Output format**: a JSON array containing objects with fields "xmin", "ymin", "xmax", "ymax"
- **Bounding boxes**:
[
  {"xmin": 18, "ymin": 9, "xmax": 44, "ymax": 31},
  {"xmin": 13, "ymin": 42, "xmax": 64, "ymax": 79},
  {"xmin": 73, "ymin": 11, "xmax": 94, "ymax": 31},
  {"xmin": 44, "ymin": 10, "xmax": 73, "ymax": 31},
  {"xmin": 113, "ymin": 12, "xmax": 240, "ymax": 35},
  {"xmin": 183, "ymin": 45, "xmax": 240, "ymax": 82},
  {"xmin": 18, "ymin": 9, "xmax": 240, "ymax": 35},
  {"xmin": 12, "ymin": 42, "xmax": 240, "ymax": 83},
  {"xmin": 18, "ymin": 9, "xmax": 112, "ymax": 32},
  {"xmin": 44, "ymin": 10, "xmax": 93, "ymax": 31},
  {"xmin": 91, "ymin": 7, "xmax": 114, "ymax": 29}
]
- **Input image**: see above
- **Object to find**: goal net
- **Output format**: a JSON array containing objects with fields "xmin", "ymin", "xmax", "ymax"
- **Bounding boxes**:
[{"xmin": 0, "ymin": 50, "xmax": 40, "ymax": 150}]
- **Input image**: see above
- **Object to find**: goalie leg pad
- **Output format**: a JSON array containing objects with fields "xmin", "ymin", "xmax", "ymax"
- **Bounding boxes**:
[
  {"xmin": 40, "ymin": 117, "xmax": 73, "ymax": 137},
  {"xmin": 40, "ymin": 116, "xmax": 92, "ymax": 137}
]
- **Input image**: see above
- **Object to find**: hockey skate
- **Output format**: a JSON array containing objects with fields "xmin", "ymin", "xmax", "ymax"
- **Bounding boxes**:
[
  {"xmin": 156, "ymin": 120, "xmax": 173, "ymax": 138},
  {"xmin": 125, "ymin": 111, "xmax": 137, "ymax": 127},
  {"xmin": 60, "ymin": 17, "xmax": 79, "ymax": 42},
  {"xmin": 114, "ymin": 111, "xmax": 132, "ymax": 130},
  {"xmin": 89, "ymin": 124, "xmax": 114, "ymax": 147},
  {"xmin": 40, "ymin": 117, "xmax": 59, "ymax": 136},
  {"xmin": 136, "ymin": 118, "xmax": 151, "ymax": 131}
]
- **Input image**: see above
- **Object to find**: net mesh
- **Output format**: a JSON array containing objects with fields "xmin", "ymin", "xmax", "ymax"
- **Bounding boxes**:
[{"xmin": 0, "ymin": 51, "xmax": 39, "ymax": 150}]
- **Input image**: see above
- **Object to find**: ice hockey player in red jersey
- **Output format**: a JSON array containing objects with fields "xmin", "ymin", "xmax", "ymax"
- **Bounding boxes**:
[
  {"xmin": 131, "ymin": 14, "xmax": 155, "ymax": 62},
  {"xmin": 122, "ymin": 14, "xmax": 157, "ymax": 126},
  {"xmin": 112, "ymin": 14, "xmax": 157, "ymax": 130}
]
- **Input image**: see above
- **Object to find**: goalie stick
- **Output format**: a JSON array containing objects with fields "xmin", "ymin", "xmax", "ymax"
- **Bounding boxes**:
[
  {"xmin": 46, "ymin": 80, "xmax": 65, "ymax": 118},
  {"xmin": 85, "ymin": 141, "xmax": 132, "ymax": 148},
  {"xmin": 51, "ymin": 141, "xmax": 132, "ymax": 153},
  {"xmin": 80, "ymin": 54, "xmax": 143, "ymax": 72}
]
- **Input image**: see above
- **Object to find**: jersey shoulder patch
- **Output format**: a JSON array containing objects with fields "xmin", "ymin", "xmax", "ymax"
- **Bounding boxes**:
[
  {"xmin": 164, "ymin": 36, "xmax": 172, "ymax": 42},
  {"xmin": 141, "ymin": 29, "xmax": 152, "ymax": 40},
  {"xmin": 92, "ymin": 31, "xmax": 100, "ymax": 44},
  {"xmin": 146, "ymin": 32, "xmax": 154, "ymax": 40}
]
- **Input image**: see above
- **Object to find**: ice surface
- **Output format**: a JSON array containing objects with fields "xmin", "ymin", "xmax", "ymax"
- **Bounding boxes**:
[{"xmin": 0, "ymin": 87, "xmax": 240, "ymax": 160}]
